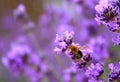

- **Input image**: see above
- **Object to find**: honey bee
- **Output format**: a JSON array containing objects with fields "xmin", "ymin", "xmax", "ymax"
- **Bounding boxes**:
[
  {"xmin": 68, "ymin": 45, "xmax": 83, "ymax": 59},
  {"xmin": 68, "ymin": 44, "xmax": 92, "ymax": 68}
]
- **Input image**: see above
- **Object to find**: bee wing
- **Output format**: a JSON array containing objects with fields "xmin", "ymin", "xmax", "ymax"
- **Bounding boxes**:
[
  {"xmin": 79, "ymin": 46, "xmax": 93, "ymax": 53},
  {"xmin": 79, "ymin": 46, "xmax": 90, "ymax": 50}
]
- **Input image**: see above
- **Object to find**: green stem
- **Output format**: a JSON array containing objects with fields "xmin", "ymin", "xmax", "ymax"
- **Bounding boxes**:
[
  {"xmin": 54, "ymin": 54, "xmax": 66, "ymax": 70},
  {"xmin": 71, "ymin": 75, "xmax": 76, "ymax": 82},
  {"xmin": 100, "ymin": 75, "xmax": 107, "ymax": 82},
  {"xmin": 27, "ymin": 30, "xmax": 44, "ymax": 57}
]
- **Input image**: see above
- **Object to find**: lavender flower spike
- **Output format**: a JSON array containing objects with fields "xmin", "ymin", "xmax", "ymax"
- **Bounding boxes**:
[
  {"xmin": 108, "ymin": 62, "xmax": 120, "ymax": 81},
  {"xmin": 95, "ymin": 0, "xmax": 118, "ymax": 24},
  {"xmin": 13, "ymin": 4, "xmax": 29, "ymax": 21},
  {"xmin": 2, "ymin": 43, "xmax": 32, "ymax": 76},
  {"xmin": 54, "ymin": 30, "xmax": 74, "ymax": 54},
  {"xmin": 85, "ymin": 63, "xmax": 104, "ymax": 82},
  {"xmin": 2, "ymin": 43, "xmax": 47, "ymax": 82}
]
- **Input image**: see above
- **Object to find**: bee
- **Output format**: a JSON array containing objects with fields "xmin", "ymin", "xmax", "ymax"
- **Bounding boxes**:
[{"xmin": 68, "ymin": 45, "xmax": 83, "ymax": 59}]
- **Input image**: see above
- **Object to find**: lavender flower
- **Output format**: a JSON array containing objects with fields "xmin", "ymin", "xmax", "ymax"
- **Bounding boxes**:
[
  {"xmin": 2, "ymin": 43, "xmax": 47, "ymax": 82},
  {"xmin": 88, "ymin": 36, "xmax": 109, "ymax": 62},
  {"xmin": 112, "ymin": 34, "xmax": 120, "ymax": 45},
  {"xmin": 13, "ymin": 4, "xmax": 35, "ymax": 29},
  {"xmin": 108, "ymin": 62, "xmax": 120, "ymax": 81},
  {"xmin": 107, "ymin": 21, "xmax": 119, "ymax": 32},
  {"xmin": 54, "ymin": 30, "xmax": 74, "ymax": 54},
  {"xmin": 13, "ymin": 4, "xmax": 29, "ymax": 22},
  {"xmin": 85, "ymin": 63, "xmax": 104, "ymax": 82},
  {"xmin": 95, "ymin": 0, "xmax": 120, "ymax": 45},
  {"xmin": 95, "ymin": 0, "xmax": 109, "ymax": 13},
  {"xmin": 110, "ymin": 0, "xmax": 120, "ymax": 10},
  {"xmin": 95, "ymin": 3, "xmax": 118, "ymax": 24},
  {"xmin": 2, "ymin": 43, "xmax": 31, "ymax": 75},
  {"xmin": 63, "ymin": 66, "xmax": 77, "ymax": 82}
]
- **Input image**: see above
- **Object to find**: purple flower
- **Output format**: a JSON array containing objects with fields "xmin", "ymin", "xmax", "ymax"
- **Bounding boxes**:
[
  {"xmin": 2, "ymin": 43, "xmax": 31, "ymax": 75},
  {"xmin": 54, "ymin": 30, "xmax": 74, "ymax": 54},
  {"xmin": 72, "ymin": 50, "xmax": 92, "ymax": 69},
  {"xmin": 75, "ymin": 60, "xmax": 87, "ymax": 69},
  {"xmin": 95, "ymin": 0, "xmax": 109, "ymax": 12},
  {"xmin": 95, "ymin": 0, "xmax": 118, "ymax": 24},
  {"xmin": 95, "ymin": 6, "xmax": 118, "ymax": 24},
  {"xmin": 95, "ymin": 0, "xmax": 120, "ymax": 33},
  {"xmin": 88, "ymin": 36, "xmax": 109, "ymax": 62},
  {"xmin": 108, "ymin": 62, "xmax": 120, "ymax": 81},
  {"xmin": 63, "ymin": 66, "xmax": 77, "ymax": 82},
  {"xmin": 13, "ymin": 4, "xmax": 29, "ymax": 22},
  {"xmin": 83, "ymin": 54, "xmax": 92, "ymax": 62},
  {"xmin": 85, "ymin": 63, "xmax": 104, "ymax": 81},
  {"xmin": 94, "ymin": 0, "xmax": 120, "ymax": 45},
  {"xmin": 112, "ymin": 34, "xmax": 120, "ymax": 45},
  {"xmin": 110, "ymin": 0, "xmax": 120, "ymax": 10},
  {"xmin": 2, "ymin": 43, "xmax": 47, "ymax": 82},
  {"xmin": 107, "ymin": 21, "xmax": 119, "ymax": 32},
  {"xmin": 13, "ymin": 4, "xmax": 35, "ymax": 30}
]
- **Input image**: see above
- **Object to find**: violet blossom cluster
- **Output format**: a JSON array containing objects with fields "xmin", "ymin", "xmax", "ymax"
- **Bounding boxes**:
[
  {"xmin": 108, "ymin": 62, "xmax": 120, "ymax": 81},
  {"xmin": 54, "ymin": 30, "xmax": 74, "ymax": 54},
  {"xmin": 85, "ymin": 63, "xmax": 104, "ymax": 82},
  {"xmin": 2, "ymin": 42, "xmax": 47, "ymax": 82},
  {"xmin": 95, "ymin": 0, "xmax": 120, "ymax": 45},
  {"xmin": 13, "ymin": 4, "xmax": 35, "ymax": 30}
]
